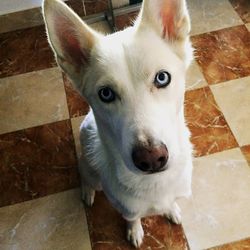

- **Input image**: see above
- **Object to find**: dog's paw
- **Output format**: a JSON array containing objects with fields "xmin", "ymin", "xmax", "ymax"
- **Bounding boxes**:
[
  {"xmin": 126, "ymin": 219, "xmax": 144, "ymax": 248},
  {"xmin": 165, "ymin": 202, "xmax": 182, "ymax": 225},
  {"xmin": 81, "ymin": 185, "xmax": 95, "ymax": 207}
]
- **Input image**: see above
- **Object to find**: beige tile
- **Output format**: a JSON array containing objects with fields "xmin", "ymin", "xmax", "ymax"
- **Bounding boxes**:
[
  {"xmin": 246, "ymin": 23, "xmax": 250, "ymax": 32},
  {"xmin": 0, "ymin": 68, "xmax": 69, "ymax": 135},
  {"xmin": 186, "ymin": 61, "xmax": 207, "ymax": 90},
  {"xmin": 89, "ymin": 20, "xmax": 112, "ymax": 34},
  {"xmin": 71, "ymin": 115, "xmax": 86, "ymax": 158},
  {"xmin": 179, "ymin": 148, "xmax": 250, "ymax": 250},
  {"xmin": 187, "ymin": 0, "xmax": 243, "ymax": 35},
  {"xmin": 0, "ymin": 8, "xmax": 43, "ymax": 34},
  {"xmin": 211, "ymin": 76, "xmax": 250, "ymax": 146},
  {"xmin": 0, "ymin": 189, "xmax": 91, "ymax": 250},
  {"xmin": 112, "ymin": 0, "xmax": 130, "ymax": 9}
]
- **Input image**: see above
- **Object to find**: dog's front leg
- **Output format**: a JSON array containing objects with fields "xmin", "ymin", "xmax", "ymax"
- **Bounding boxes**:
[
  {"xmin": 126, "ymin": 218, "xmax": 144, "ymax": 248},
  {"xmin": 81, "ymin": 183, "xmax": 95, "ymax": 207},
  {"xmin": 165, "ymin": 202, "xmax": 182, "ymax": 225}
]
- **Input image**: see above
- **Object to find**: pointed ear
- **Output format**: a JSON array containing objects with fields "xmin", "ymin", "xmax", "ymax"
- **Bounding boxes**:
[
  {"xmin": 42, "ymin": 0, "xmax": 100, "ymax": 88},
  {"xmin": 138, "ymin": 0, "xmax": 191, "ymax": 41}
]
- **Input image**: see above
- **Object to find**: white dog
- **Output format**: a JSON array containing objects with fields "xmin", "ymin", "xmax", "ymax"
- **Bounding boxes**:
[{"xmin": 43, "ymin": 0, "xmax": 193, "ymax": 247}]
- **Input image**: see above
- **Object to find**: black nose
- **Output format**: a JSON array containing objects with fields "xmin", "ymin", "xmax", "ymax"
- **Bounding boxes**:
[{"xmin": 132, "ymin": 144, "xmax": 169, "ymax": 173}]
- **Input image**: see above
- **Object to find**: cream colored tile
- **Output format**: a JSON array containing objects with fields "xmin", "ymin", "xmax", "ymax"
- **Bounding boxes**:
[
  {"xmin": 0, "ymin": 68, "xmax": 69, "ymax": 134},
  {"xmin": 187, "ymin": 0, "xmax": 243, "ymax": 35},
  {"xmin": 90, "ymin": 21, "xmax": 112, "ymax": 34},
  {"xmin": 71, "ymin": 115, "xmax": 86, "ymax": 158},
  {"xmin": 179, "ymin": 148, "xmax": 250, "ymax": 250},
  {"xmin": 0, "ymin": 189, "xmax": 91, "ymax": 250},
  {"xmin": 112, "ymin": 0, "xmax": 129, "ymax": 8},
  {"xmin": 211, "ymin": 76, "xmax": 250, "ymax": 146},
  {"xmin": 246, "ymin": 23, "xmax": 250, "ymax": 32},
  {"xmin": 186, "ymin": 61, "xmax": 207, "ymax": 90}
]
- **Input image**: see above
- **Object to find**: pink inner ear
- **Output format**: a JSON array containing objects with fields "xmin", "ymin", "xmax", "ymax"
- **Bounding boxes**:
[
  {"xmin": 160, "ymin": 1, "xmax": 178, "ymax": 39},
  {"xmin": 55, "ymin": 16, "xmax": 87, "ymax": 66}
]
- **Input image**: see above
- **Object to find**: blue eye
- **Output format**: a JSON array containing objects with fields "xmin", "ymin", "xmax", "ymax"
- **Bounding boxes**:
[
  {"xmin": 154, "ymin": 70, "xmax": 171, "ymax": 88},
  {"xmin": 98, "ymin": 87, "xmax": 116, "ymax": 103}
]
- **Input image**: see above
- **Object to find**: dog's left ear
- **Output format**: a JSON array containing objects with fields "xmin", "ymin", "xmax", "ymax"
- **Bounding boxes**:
[
  {"xmin": 42, "ymin": 0, "xmax": 101, "ymax": 89},
  {"xmin": 137, "ymin": 0, "xmax": 190, "ymax": 41}
]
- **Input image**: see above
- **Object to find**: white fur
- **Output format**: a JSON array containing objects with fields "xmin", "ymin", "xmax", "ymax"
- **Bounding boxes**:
[{"xmin": 43, "ymin": 0, "xmax": 193, "ymax": 247}]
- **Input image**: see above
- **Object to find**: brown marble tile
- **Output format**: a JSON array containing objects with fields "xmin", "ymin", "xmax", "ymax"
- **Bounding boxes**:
[
  {"xmin": 184, "ymin": 86, "xmax": 238, "ymax": 157},
  {"xmin": 241, "ymin": 145, "xmax": 250, "ymax": 166},
  {"xmin": 71, "ymin": 116, "xmax": 85, "ymax": 158},
  {"xmin": 191, "ymin": 25, "xmax": 250, "ymax": 84},
  {"xmin": 115, "ymin": 11, "xmax": 139, "ymax": 30},
  {"xmin": 208, "ymin": 237, "xmax": 250, "ymax": 250},
  {"xmin": 0, "ymin": 25, "xmax": 56, "ymax": 78},
  {"xmin": 84, "ymin": 0, "xmax": 109, "ymax": 16},
  {"xmin": 85, "ymin": 192, "xmax": 189, "ymax": 250},
  {"xmin": 0, "ymin": 120, "xmax": 79, "ymax": 207},
  {"xmin": 63, "ymin": 73, "xmax": 89, "ymax": 118},
  {"xmin": 229, "ymin": 0, "xmax": 250, "ymax": 23},
  {"xmin": 66, "ymin": 0, "xmax": 85, "ymax": 16}
]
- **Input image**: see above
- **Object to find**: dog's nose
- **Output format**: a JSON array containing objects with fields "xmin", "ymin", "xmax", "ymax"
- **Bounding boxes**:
[{"xmin": 132, "ymin": 144, "xmax": 169, "ymax": 173}]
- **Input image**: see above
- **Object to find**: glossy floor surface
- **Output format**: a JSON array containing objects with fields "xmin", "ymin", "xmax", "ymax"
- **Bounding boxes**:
[{"xmin": 0, "ymin": 0, "xmax": 250, "ymax": 249}]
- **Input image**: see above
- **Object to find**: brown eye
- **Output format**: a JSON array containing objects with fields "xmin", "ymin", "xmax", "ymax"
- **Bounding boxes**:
[
  {"xmin": 154, "ymin": 70, "xmax": 171, "ymax": 88},
  {"xmin": 98, "ymin": 87, "xmax": 116, "ymax": 103}
]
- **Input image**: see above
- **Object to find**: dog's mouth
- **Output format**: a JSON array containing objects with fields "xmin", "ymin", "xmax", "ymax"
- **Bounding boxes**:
[
  {"xmin": 133, "ymin": 163, "xmax": 169, "ymax": 175},
  {"xmin": 143, "ymin": 165, "xmax": 168, "ymax": 175}
]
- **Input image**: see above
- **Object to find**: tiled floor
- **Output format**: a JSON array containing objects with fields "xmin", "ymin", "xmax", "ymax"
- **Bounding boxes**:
[{"xmin": 0, "ymin": 0, "xmax": 250, "ymax": 250}]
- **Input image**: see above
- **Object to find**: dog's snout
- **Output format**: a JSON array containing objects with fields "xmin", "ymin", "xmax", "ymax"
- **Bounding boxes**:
[{"xmin": 132, "ymin": 144, "xmax": 169, "ymax": 173}]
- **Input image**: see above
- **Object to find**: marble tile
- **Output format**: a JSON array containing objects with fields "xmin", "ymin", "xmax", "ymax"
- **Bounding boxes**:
[
  {"xmin": 246, "ymin": 23, "xmax": 250, "ymax": 32},
  {"xmin": 0, "ymin": 1, "xmax": 103, "ymax": 34},
  {"xmin": 184, "ymin": 86, "xmax": 238, "ymax": 157},
  {"xmin": 115, "ymin": 11, "xmax": 139, "ymax": 30},
  {"xmin": 112, "ymin": 0, "xmax": 130, "ymax": 8},
  {"xmin": 0, "ymin": 120, "xmax": 79, "ymax": 207},
  {"xmin": 0, "ymin": 0, "xmax": 42, "ymax": 15},
  {"xmin": 241, "ymin": 145, "xmax": 250, "ymax": 166},
  {"xmin": 0, "ymin": 189, "xmax": 91, "ymax": 250},
  {"xmin": 208, "ymin": 237, "xmax": 250, "ymax": 249},
  {"xmin": 186, "ymin": 61, "xmax": 207, "ymax": 90},
  {"xmin": 229, "ymin": 0, "xmax": 250, "ymax": 23},
  {"xmin": 211, "ymin": 76, "xmax": 250, "ymax": 146},
  {"xmin": 66, "ymin": 0, "xmax": 85, "ymax": 16},
  {"xmin": 0, "ymin": 68, "xmax": 69, "ymax": 135},
  {"xmin": 179, "ymin": 148, "xmax": 250, "ymax": 250},
  {"xmin": 84, "ymin": 0, "xmax": 109, "ymax": 16},
  {"xmin": 187, "ymin": 0, "xmax": 243, "ymax": 36},
  {"xmin": 90, "ymin": 20, "xmax": 112, "ymax": 34},
  {"xmin": 63, "ymin": 73, "xmax": 89, "ymax": 118},
  {"xmin": 0, "ymin": 8, "xmax": 44, "ymax": 34},
  {"xmin": 71, "ymin": 115, "xmax": 86, "ymax": 158},
  {"xmin": 0, "ymin": 25, "xmax": 56, "ymax": 78},
  {"xmin": 192, "ymin": 25, "xmax": 250, "ymax": 85},
  {"xmin": 85, "ymin": 192, "xmax": 189, "ymax": 250}
]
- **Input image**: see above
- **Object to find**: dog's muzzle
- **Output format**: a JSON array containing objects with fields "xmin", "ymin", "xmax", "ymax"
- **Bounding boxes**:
[{"xmin": 132, "ymin": 143, "xmax": 169, "ymax": 174}]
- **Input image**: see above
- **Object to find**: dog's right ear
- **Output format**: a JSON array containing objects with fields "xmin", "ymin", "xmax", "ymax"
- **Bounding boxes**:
[
  {"xmin": 42, "ymin": 0, "xmax": 100, "ymax": 88},
  {"xmin": 137, "ymin": 0, "xmax": 190, "ymax": 42}
]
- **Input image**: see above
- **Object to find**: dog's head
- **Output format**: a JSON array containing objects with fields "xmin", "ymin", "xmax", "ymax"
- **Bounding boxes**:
[{"xmin": 43, "ymin": 0, "xmax": 192, "ymax": 175}]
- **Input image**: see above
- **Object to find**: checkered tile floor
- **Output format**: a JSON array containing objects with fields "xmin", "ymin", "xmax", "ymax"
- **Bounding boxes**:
[{"xmin": 0, "ymin": 0, "xmax": 250, "ymax": 249}]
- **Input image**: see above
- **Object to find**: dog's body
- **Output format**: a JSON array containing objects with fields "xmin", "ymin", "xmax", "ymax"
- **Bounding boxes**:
[{"xmin": 43, "ymin": 0, "xmax": 193, "ymax": 247}]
